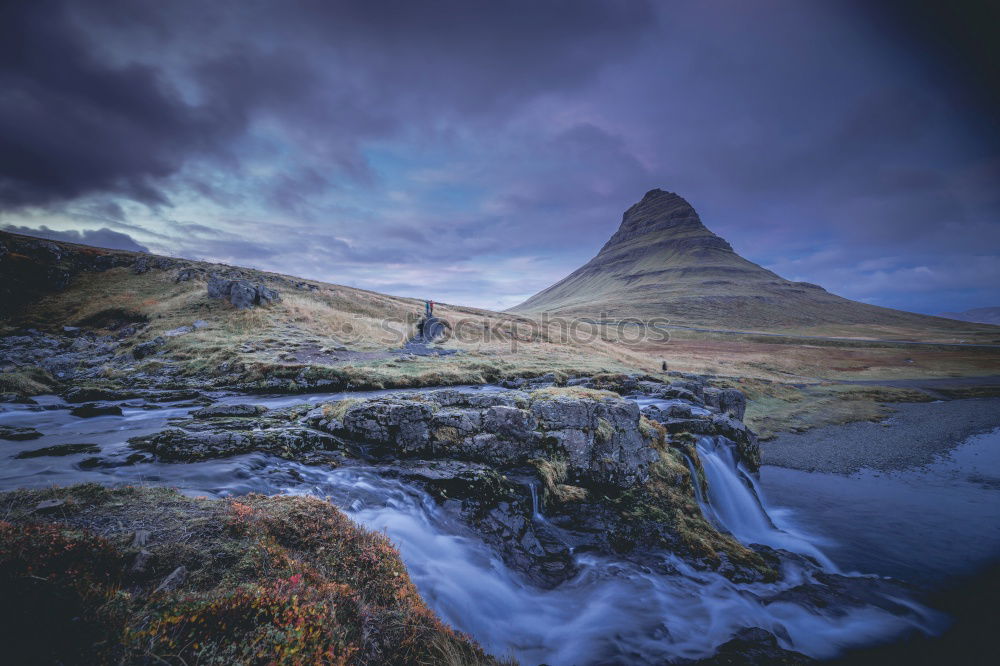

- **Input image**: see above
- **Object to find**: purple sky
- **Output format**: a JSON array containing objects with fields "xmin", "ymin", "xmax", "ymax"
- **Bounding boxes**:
[{"xmin": 2, "ymin": 0, "xmax": 998, "ymax": 314}]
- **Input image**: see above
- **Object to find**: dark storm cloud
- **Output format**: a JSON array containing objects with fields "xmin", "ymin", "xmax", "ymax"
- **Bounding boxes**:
[
  {"xmin": 0, "ymin": 0, "xmax": 996, "ymax": 313},
  {"xmin": 856, "ymin": 0, "xmax": 1000, "ymax": 147},
  {"xmin": 0, "ymin": 1, "xmax": 234, "ymax": 207},
  {"xmin": 0, "ymin": 0, "xmax": 652, "ymax": 209},
  {"xmin": 3, "ymin": 225, "xmax": 149, "ymax": 253}
]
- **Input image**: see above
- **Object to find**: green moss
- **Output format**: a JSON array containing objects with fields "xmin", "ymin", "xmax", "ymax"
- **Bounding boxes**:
[
  {"xmin": 433, "ymin": 425, "xmax": 462, "ymax": 446},
  {"xmin": 0, "ymin": 365, "xmax": 58, "ymax": 396},
  {"xmin": 608, "ymin": 458, "xmax": 775, "ymax": 581},
  {"xmin": 530, "ymin": 386, "xmax": 619, "ymax": 401},
  {"xmin": 326, "ymin": 398, "xmax": 361, "ymax": 421},
  {"xmin": 595, "ymin": 417, "xmax": 614, "ymax": 444},
  {"xmin": 530, "ymin": 457, "xmax": 589, "ymax": 505}
]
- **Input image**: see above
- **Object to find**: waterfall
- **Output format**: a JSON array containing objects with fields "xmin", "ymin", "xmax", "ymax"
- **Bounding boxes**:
[
  {"xmin": 528, "ymin": 480, "xmax": 545, "ymax": 522},
  {"xmin": 694, "ymin": 435, "xmax": 834, "ymax": 568},
  {"xmin": 287, "ymin": 466, "xmax": 938, "ymax": 663}
]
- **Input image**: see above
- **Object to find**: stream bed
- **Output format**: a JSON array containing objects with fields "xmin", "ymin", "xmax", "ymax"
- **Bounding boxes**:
[{"xmin": 3, "ymin": 390, "xmax": 995, "ymax": 663}]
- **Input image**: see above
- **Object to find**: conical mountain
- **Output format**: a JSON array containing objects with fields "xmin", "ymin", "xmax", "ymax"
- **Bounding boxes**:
[{"xmin": 509, "ymin": 189, "xmax": 965, "ymax": 331}]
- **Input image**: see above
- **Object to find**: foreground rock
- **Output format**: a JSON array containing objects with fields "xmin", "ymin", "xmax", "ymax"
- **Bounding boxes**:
[
  {"xmin": 330, "ymin": 387, "xmax": 660, "ymax": 488},
  {"xmin": 0, "ymin": 425, "xmax": 42, "ymax": 441},
  {"xmin": 0, "ymin": 484, "xmax": 499, "ymax": 665},
  {"xmin": 127, "ymin": 382, "xmax": 771, "ymax": 587}
]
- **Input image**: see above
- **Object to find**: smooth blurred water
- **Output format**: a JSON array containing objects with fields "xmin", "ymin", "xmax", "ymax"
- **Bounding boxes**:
[
  {"xmin": 759, "ymin": 428, "xmax": 1000, "ymax": 587},
  {"xmin": 695, "ymin": 436, "xmax": 835, "ymax": 569},
  {"xmin": 284, "ymin": 467, "xmax": 940, "ymax": 664}
]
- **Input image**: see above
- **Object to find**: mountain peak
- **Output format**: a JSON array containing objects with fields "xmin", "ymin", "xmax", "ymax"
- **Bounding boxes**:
[
  {"xmin": 509, "ymin": 189, "xmax": 866, "ymax": 327},
  {"xmin": 601, "ymin": 188, "xmax": 726, "ymax": 254},
  {"xmin": 510, "ymin": 188, "xmax": 975, "ymax": 330}
]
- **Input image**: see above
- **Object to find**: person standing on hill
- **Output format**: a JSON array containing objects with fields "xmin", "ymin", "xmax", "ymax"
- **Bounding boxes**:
[{"xmin": 425, "ymin": 300, "xmax": 434, "ymax": 317}]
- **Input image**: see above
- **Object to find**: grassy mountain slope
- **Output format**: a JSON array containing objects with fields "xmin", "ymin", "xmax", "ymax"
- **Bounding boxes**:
[
  {"xmin": 509, "ymin": 189, "xmax": 996, "ymax": 339},
  {"xmin": 940, "ymin": 307, "xmax": 1000, "ymax": 326}
]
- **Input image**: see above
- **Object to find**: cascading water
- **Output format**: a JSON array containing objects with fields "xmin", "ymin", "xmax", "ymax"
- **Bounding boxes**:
[
  {"xmin": 285, "ymin": 466, "xmax": 941, "ymax": 664},
  {"xmin": 0, "ymin": 392, "xmax": 947, "ymax": 664},
  {"xmin": 693, "ymin": 435, "xmax": 835, "ymax": 568}
]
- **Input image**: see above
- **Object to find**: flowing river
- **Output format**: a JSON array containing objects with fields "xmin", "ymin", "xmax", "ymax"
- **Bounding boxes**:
[{"xmin": 4, "ymin": 389, "xmax": 996, "ymax": 664}]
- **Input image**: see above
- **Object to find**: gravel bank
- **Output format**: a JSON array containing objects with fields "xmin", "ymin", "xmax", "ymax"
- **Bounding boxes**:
[{"xmin": 761, "ymin": 397, "xmax": 1000, "ymax": 474}]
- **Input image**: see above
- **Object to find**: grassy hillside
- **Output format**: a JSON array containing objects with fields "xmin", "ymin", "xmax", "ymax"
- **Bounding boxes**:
[
  {"xmin": 3, "ymin": 229, "xmax": 998, "ymax": 437},
  {"xmin": 0, "ymin": 230, "xmax": 649, "ymax": 390}
]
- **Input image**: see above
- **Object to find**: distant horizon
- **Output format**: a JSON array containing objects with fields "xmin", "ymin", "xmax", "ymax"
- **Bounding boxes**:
[{"xmin": 2, "ymin": 1, "xmax": 998, "ymax": 314}]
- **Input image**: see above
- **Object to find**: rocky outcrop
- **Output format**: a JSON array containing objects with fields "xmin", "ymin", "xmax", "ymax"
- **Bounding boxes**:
[
  {"xmin": 324, "ymin": 388, "xmax": 661, "ymax": 489},
  {"xmin": 132, "ymin": 255, "xmax": 176, "ymax": 274},
  {"xmin": 130, "ymin": 422, "xmax": 337, "ymax": 462},
  {"xmin": 174, "ymin": 267, "xmax": 200, "ymax": 282},
  {"xmin": 0, "ymin": 231, "xmax": 134, "ymax": 317},
  {"xmin": 115, "ymin": 375, "xmax": 765, "ymax": 587},
  {"xmin": 207, "ymin": 274, "xmax": 280, "ymax": 310}
]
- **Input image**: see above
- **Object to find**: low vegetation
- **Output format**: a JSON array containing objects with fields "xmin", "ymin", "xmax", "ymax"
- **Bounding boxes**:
[
  {"xmin": 0, "ymin": 365, "xmax": 58, "ymax": 396},
  {"xmin": 0, "ymin": 485, "xmax": 502, "ymax": 665},
  {"xmin": 733, "ymin": 380, "xmax": 940, "ymax": 439}
]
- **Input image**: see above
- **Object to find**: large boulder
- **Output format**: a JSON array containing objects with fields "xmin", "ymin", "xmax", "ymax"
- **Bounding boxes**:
[
  {"xmin": 207, "ymin": 274, "xmax": 280, "ymax": 310},
  {"xmin": 340, "ymin": 399, "xmax": 434, "ymax": 454},
  {"xmin": 718, "ymin": 388, "xmax": 747, "ymax": 420},
  {"xmin": 701, "ymin": 387, "xmax": 746, "ymax": 419},
  {"xmin": 709, "ymin": 414, "xmax": 760, "ymax": 470}
]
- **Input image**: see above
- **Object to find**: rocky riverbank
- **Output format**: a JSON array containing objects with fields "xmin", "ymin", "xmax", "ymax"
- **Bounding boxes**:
[{"xmin": 762, "ymin": 397, "xmax": 1000, "ymax": 474}]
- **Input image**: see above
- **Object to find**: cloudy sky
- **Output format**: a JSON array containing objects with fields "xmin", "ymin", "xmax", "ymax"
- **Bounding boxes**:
[{"xmin": 2, "ymin": 0, "xmax": 998, "ymax": 314}]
